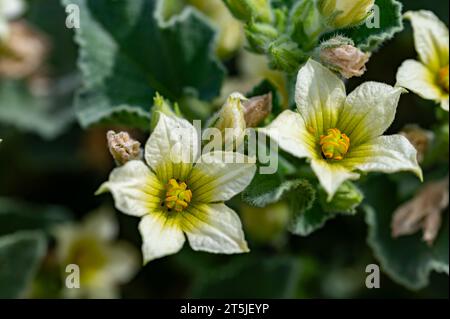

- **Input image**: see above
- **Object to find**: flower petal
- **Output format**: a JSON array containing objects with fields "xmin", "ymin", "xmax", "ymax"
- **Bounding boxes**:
[
  {"xmin": 295, "ymin": 59, "xmax": 346, "ymax": 137},
  {"xmin": 97, "ymin": 161, "xmax": 164, "ymax": 217},
  {"xmin": 259, "ymin": 110, "xmax": 317, "ymax": 159},
  {"xmin": 182, "ymin": 203, "xmax": 249, "ymax": 254},
  {"xmin": 350, "ymin": 135, "xmax": 423, "ymax": 180},
  {"xmin": 145, "ymin": 113, "xmax": 200, "ymax": 183},
  {"xmin": 405, "ymin": 10, "xmax": 449, "ymax": 72},
  {"xmin": 311, "ymin": 159, "xmax": 360, "ymax": 200},
  {"xmin": 138, "ymin": 212, "xmax": 185, "ymax": 263},
  {"xmin": 188, "ymin": 151, "xmax": 256, "ymax": 203},
  {"xmin": 441, "ymin": 98, "xmax": 449, "ymax": 111},
  {"xmin": 337, "ymin": 82, "xmax": 405, "ymax": 146},
  {"xmin": 396, "ymin": 59, "xmax": 445, "ymax": 102}
]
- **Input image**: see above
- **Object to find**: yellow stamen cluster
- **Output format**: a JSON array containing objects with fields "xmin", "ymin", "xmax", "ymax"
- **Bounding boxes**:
[
  {"xmin": 164, "ymin": 179, "xmax": 192, "ymax": 212},
  {"xmin": 438, "ymin": 65, "xmax": 449, "ymax": 93},
  {"xmin": 320, "ymin": 128, "xmax": 350, "ymax": 160}
]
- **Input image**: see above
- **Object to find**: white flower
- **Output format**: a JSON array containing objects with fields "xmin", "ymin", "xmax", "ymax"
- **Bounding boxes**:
[
  {"xmin": 98, "ymin": 113, "xmax": 256, "ymax": 263},
  {"xmin": 54, "ymin": 209, "xmax": 139, "ymax": 299},
  {"xmin": 396, "ymin": 11, "xmax": 449, "ymax": 111},
  {"xmin": 261, "ymin": 59, "xmax": 422, "ymax": 199}
]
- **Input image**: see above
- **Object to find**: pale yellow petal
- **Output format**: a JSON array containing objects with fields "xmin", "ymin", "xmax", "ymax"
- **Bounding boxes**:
[
  {"xmin": 405, "ymin": 10, "xmax": 449, "ymax": 72},
  {"xmin": 349, "ymin": 135, "xmax": 423, "ymax": 180},
  {"xmin": 138, "ymin": 212, "xmax": 185, "ymax": 263},
  {"xmin": 105, "ymin": 241, "xmax": 140, "ymax": 283},
  {"xmin": 182, "ymin": 203, "xmax": 249, "ymax": 254},
  {"xmin": 259, "ymin": 110, "xmax": 317, "ymax": 159},
  {"xmin": 188, "ymin": 151, "xmax": 256, "ymax": 203},
  {"xmin": 441, "ymin": 97, "xmax": 449, "ymax": 111},
  {"xmin": 97, "ymin": 161, "xmax": 164, "ymax": 217},
  {"xmin": 337, "ymin": 82, "xmax": 405, "ymax": 146},
  {"xmin": 145, "ymin": 113, "xmax": 200, "ymax": 183},
  {"xmin": 311, "ymin": 159, "xmax": 360, "ymax": 200},
  {"xmin": 396, "ymin": 59, "xmax": 445, "ymax": 102},
  {"xmin": 295, "ymin": 59, "xmax": 346, "ymax": 137}
]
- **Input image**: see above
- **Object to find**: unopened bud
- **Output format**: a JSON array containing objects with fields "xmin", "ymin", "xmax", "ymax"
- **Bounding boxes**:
[
  {"xmin": 268, "ymin": 36, "xmax": 305, "ymax": 73},
  {"xmin": 241, "ymin": 202, "xmax": 290, "ymax": 244},
  {"xmin": 318, "ymin": 0, "xmax": 375, "ymax": 29},
  {"xmin": 399, "ymin": 125, "xmax": 433, "ymax": 163},
  {"xmin": 107, "ymin": 131, "xmax": 142, "ymax": 166},
  {"xmin": 0, "ymin": 21, "xmax": 49, "ymax": 80},
  {"xmin": 243, "ymin": 92, "xmax": 272, "ymax": 127},
  {"xmin": 206, "ymin": 92, "xmax": 247, "ymax": 149},
  {"xmin": 150, "ymin": 93, "xmax": 178, "ymax": 131},
  {"xmin": 319, "ymin": 36, "xmax": 370, "ymax": 79},
  {"xmin": 320, "ymin": 181, "xmax": 363, "ymax": 212},
  {"xmin": 244, "ymin": 21, "xmax": 278, "ymax": 53},
  {"xmin": 392, "ymin": 176, "xmax": 449, "ymax": 246},
  {"xmin": 223, "ymin": 0, "xmax": 272, "ymax": 23}
]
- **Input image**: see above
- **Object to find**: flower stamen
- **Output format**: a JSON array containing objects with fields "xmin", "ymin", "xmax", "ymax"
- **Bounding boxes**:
[
  {"xmin": 438, "ymin": 65, "xmax": 449, "ymax": 93},
  {"xmin": 164, "ymin": 179, "xmax": 192, "ymax": 212},
  {"xmin": 320, "ymin": 128, "xmax": 350, "ymax": 160}
]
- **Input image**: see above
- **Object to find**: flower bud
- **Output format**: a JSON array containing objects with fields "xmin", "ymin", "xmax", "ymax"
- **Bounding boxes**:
[
  {"xmin": 205, "ymin": 92, "xmax": 247, "ymax": 149},
  {"xmin": 223, "ymin": 0, "xmax": 272, "ymax": 23},
  {"xmin": 150, "ymin": 93, "xmax": 178, "ymax": 131},
  {"xmin": 0, "ymin": 21, "xmax": 49, "ymax": 79},
  {"xmin": 268, "ymin": 36, "xmax": 305, "ymax": 73},
  {"xmin": 244, "ymin": 21, "xmax": 278, "ymax": 53},
  {"xmin": 399, "ymin": 125, "xmax": 434, "ymax": 163},
  {"xmin": 242, "ymin": 92, "xmax": 272, "ymax": 127},
  {"xmin": 319, "ymin": 181, "xmax": 363, "ymax": 212},
  {"xmin": 318, "ymin": 36, "xmax": 370, "ymax": 79},
  {"xmin": 241, "ymin": 202, "xmax": 290, "ymax": 244},
  {"xmin": 318, "ymin": 0, "xmax": 375, "ymax": 29},
  {"xmin": 107, "ymin": 130, "xmax": 142, "ymax": 166},
  {"xmin": 392, "ymin": 176, "xmax": 449, "ymax": 246}
]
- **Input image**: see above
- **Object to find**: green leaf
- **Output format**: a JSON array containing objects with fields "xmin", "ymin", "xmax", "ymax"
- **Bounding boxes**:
[
  {"xmin": 190, "ymin": 255, "xmax": 300, "ymax": 298},
  {"xmin": 334, "ymin": 0, "xmax": 404, "ymax": 51},
  {"xmin": 0, "ymin": 81, "xmax": 74, "ymax": 139},
  {"xmin": 0, "ymin": 231, "xmax": 47, "ymax": 298},
  {"xmin": 289, "ymin": 202, "xmax": 333, "ymax": 236},
  {"xmin": 67, "ymin": 0, "xmax": 225, "ymax": 128},
  {"xmin": 242, "ymin": 170, "xmax": 314, "ymax": 209},
  {"xmin": 0, "ymin": 198, "xmax": 72, "ymax": 237},
  {"xmin": 363, "ymin": 175, "xmax": 449, "ymax": 290},
  {"xmin": 289, "ymin": 182, "xmax": 362, "ymax": 236}
]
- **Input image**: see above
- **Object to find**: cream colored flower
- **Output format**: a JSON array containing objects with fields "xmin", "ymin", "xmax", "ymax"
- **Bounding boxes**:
[
  {"xmin": 396, "ymin": 11, "xmax": 449, "ymax": 111},
  {"xmin": 261, "ymin": 59, "xmax": 422, "ymax": 199},
  {"xmin": 318, "ymin": 0, "xmax": 374, "ymax": 29},
  {"xmin": 54, "ymin": 209, "xmax": 139, "ymax": 299},
  {"xmin": 98, "ymin": 113, "xmax": 256, "ymax": 263}
]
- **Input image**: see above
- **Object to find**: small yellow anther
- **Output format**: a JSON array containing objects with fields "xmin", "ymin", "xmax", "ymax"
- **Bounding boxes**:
[
  {"xmin": 164, "ymin": 179, "xmax": 192, "ymax": 212},
  {"xmin": 320, "ymin": 128, "xmax": 350, "ymax": 160},
  {"xmin": 438, "ymin": 65, "xmax": 449, "ymax": 93}
]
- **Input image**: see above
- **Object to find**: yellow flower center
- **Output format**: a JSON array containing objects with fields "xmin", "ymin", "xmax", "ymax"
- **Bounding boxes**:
[
  {"xmin": 164, "ymin": 178, "xmax": 192, "ymax": 212},
  {"xmin": 438, "ymin": 65, "xmax": 449, "ymax": 93},
  {"xmin": 320, "ymin": 128, "xmax": 350, "ymax": 160}
]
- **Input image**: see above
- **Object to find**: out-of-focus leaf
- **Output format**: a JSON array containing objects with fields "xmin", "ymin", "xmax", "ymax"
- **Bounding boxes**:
[
  {"xmin": 190, "ymin": 255, "xmax": 299, "ymax": 298},
  {"xmin": 333, "ymin": 0, "xmax": 403, "ymax": 51},
  {"xmin": 66, "ymin": 0, "xmax": 225, "ymax": 128},
  {"xmin": 0, "ymin": 197, "xmax": 72, "ymax": 236},
  {"xmin": 363, "ymin": 175, "xmax": 449, "ymax": 290},
  {"xmin": 0, "ymin": 231, "xmax": 47, "ymax": 298},
  {"xmin": 0, "ymin": 81, "xmax": 74, "ymax": 139}
]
